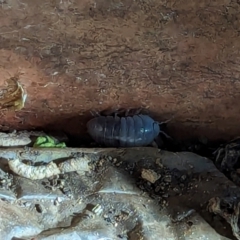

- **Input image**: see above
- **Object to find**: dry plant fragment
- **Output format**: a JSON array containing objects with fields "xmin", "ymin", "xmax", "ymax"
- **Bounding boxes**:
[
  {"xmin": 207, "ymin": 197, "xmax": 240, "ymax": 240},
  {"xmin": 9, "ymin": 159, "xmax": 61, "ymax": 180},
  {"xmin": 58, "ymin": 157, "xmax": 90, "ymax": 173},
  {"xmin": 8, "ymin": 156, "xmax": 91, "ymax": 180},
  {"xmin": 0, "ymin": 73, "xmax": 27, "ymax": 111}
]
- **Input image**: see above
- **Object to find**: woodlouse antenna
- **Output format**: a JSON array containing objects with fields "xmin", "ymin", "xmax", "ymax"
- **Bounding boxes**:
[
  {"xmin": 155, "ymin": 115, "xmax": 174, "ymax": 140},
  {"xmin": 160, "ymin": 130, "xmax": 172, "ymax": 139},
  {"xmin": 158, "ymin": 115, "xmax": 175, "ymax": 125}
]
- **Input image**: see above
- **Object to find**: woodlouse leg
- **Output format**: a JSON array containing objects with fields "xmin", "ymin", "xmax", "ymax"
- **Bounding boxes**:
[
  {"xmin": 151, "ymin": 141, "xmax": 158, "ymax": 148},
  {"xmin": 115, "ymin": 108, "xmax": 126, "ymax": 116},
  {"xmin": 124, "ymin": 109, "xmax": 130, "ymax": 116},
  {"xmin": 101, "ymin": 107, "xmax": 123, "ymax": 116},
  {"xmin": 100, "ymin": 108, "xmax": 113, "ymax": 116},
  {"xmin": 102, "ymin": 107, "xmax": 126, "ymax": 117},
  {"xmin": 124, "ymin": 107, "xmax": 143, "ymax": 116},
  {"xmin": 133, "ymin": 107, "xmax": 143, "ymax": 115},
  {"xmin": 90, "ymin": 110, "xmax": 101, "ymax": 117}
]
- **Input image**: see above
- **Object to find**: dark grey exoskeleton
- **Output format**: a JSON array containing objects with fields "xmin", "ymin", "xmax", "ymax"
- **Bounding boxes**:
[{"xmin": 87, "ymin": 114, "xmax": 170, "ymax": 147}]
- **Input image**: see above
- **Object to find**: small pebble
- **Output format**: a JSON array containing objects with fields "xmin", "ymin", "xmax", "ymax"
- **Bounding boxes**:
[
  {"xmin": 141, "ymin": 169, "xmax": 161, "ymax": 184},
  {"xmin": 163, "ymin": 175, "xmax": 172, "ymax": 183}
]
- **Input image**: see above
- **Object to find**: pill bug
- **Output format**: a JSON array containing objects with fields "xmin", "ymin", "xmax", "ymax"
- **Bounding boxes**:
[{"xmin": 86, "ymin": 110, "xmax": 171, "ymax": 147}]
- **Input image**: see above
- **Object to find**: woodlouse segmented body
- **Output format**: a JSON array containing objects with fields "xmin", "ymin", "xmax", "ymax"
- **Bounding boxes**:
[{"xmin": 87, "ymin": 114, "xmax": 161, "ymax": 147}]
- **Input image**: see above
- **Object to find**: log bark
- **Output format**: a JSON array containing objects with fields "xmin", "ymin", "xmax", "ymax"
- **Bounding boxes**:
[{"xmin": 0, "ymin": 0, "xmax": 239, "ymax": 140}]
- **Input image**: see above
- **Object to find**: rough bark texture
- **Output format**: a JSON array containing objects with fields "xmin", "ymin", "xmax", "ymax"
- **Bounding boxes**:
[{"xmin": 0, "ymin": 0, "xmax": 239, "ymax": 140}]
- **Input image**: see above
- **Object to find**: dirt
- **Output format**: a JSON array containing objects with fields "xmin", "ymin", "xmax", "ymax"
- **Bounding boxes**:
[
  {"xmin": 0, "ymin": 146, "xmax": 238, "ymax": 239},
  {"xmin": 0, "ymin": 0, "xmax": 239, "ymax": 141}
]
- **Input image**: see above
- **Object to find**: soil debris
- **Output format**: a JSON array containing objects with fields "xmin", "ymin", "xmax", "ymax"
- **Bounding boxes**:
[
  {"xmin": 208, "ymin": 196, "xmax": 240, "ymax": 240},
  {"xmin": 0, "ymin": 169, "xmax": 13, "ymax": 191},
  {"xmin": 213, "ymin": 137, "xmax": 240, "ymax": 186},
  {"xmin": 0, "ymin": 131, "xmax": 31, "ymax": 147},
  {"xmin": 0, "ymin": 146, "xmax": 237, "ymax": 239},
  {"xmin": 109, "ymin": 156, "xmax": 203, "ymax": 210}
]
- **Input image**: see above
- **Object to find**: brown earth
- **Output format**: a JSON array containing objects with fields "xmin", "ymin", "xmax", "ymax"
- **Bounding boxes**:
[{"xmin": 0, "ymin": 0, "xmax": 240, "ymax": 141}]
